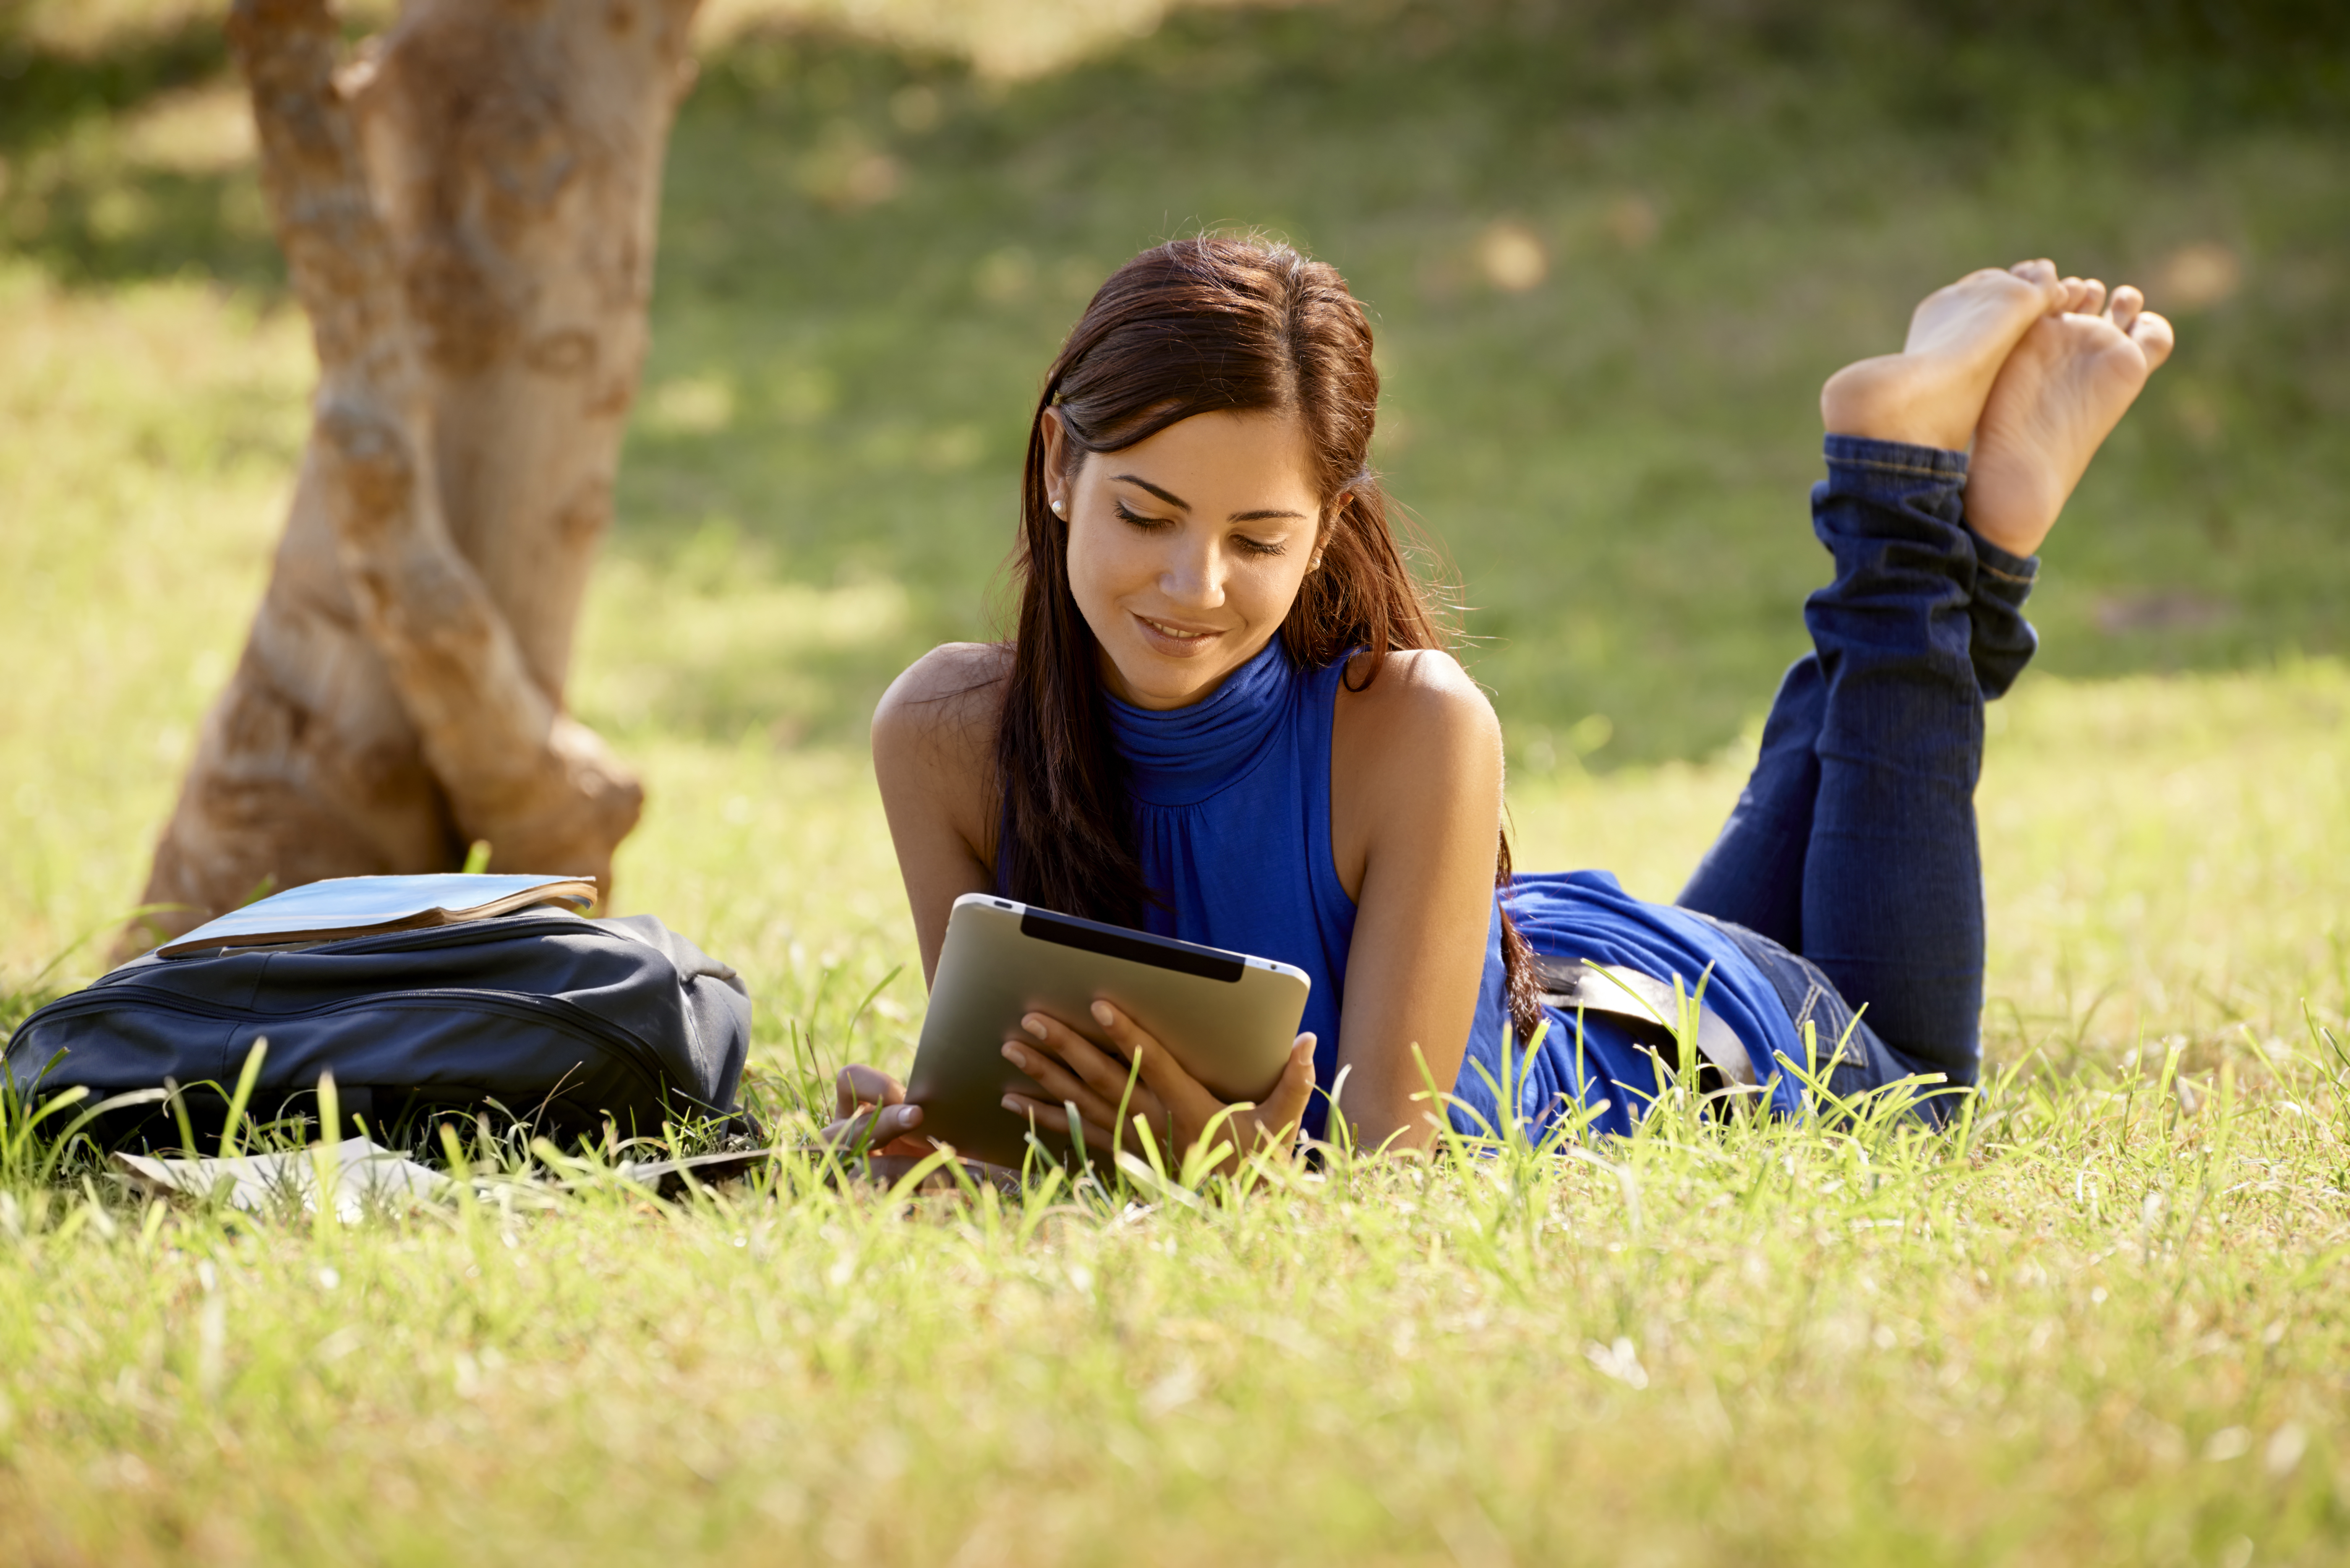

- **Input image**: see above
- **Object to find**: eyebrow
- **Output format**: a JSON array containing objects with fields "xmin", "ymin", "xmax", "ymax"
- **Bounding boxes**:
[
  {"xmin": 1110, "ymin": 475, "xmax": 1308, "ymax": 524},
  {"xmin": 1110, "ymin": 474, "xmax": 1190, "ymax": 510}
]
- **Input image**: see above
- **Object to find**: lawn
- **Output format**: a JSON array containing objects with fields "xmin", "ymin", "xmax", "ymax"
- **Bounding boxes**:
[{"xmin": 3, "ymin": 1, "xmax": 2349, "ymax": 1561}]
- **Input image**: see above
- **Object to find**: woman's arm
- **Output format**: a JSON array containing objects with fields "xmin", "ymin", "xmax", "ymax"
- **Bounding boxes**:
[
  {"xmin": 821, "ymin": 644, "xmax": 1007, "ymax": 1155},
  {"xmin": 1326, "ymin": 650, "xmax": 1509, "ymax": 1151},
  {"xmin": 869, "ymin": 639, "xmax": 1501, "ymax": 1163},
  {"xmin": 870, "ymin": 642, "xmax": 1009, "ymax": 986}
]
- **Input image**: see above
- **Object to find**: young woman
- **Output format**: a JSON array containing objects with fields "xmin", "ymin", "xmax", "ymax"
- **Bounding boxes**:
[{"xmin": 830, "ymin": 235, "xmax": 2172, "ymax": 1165}]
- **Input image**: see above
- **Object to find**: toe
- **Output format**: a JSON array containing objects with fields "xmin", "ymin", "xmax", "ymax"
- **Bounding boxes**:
[
  {"xmin": 2106, "ymin": 284, "xmax": 2144, "ymax": 333},
  {"xmin": 2010, "ymin": 258, "xmax": 2063, "ymax": 308},
  {"xmin": 2071, "ymin": 277, "xmax": 2109, "ymax": 316},
  {"xmin": 2129, "ymin": 309, "xmax": 2175, "ymax": 372}
]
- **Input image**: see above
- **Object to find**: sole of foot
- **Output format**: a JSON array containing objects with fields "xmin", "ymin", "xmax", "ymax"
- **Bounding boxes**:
[
  {"xmin": 1820, "ymin": 260, "xmax": 2069, "ymax": 452},
  {"xmin": 1964, "ymin": 279, "xmax": 2175, "ymax": 559}
]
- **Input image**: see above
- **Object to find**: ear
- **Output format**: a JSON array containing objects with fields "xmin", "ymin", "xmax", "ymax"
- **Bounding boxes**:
[{"xmin": 1039, "ymin": 408, "xmax": 1070, "ymax": 513}]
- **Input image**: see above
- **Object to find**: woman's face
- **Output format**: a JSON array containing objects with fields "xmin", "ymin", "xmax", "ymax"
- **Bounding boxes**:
[{"xmin": 1045, "ymin": 408, "xmax": 1327, "ymax": 712}]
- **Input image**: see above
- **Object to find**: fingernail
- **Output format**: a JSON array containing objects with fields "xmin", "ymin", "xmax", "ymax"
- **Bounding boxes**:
[
  {"xmin": 1091, "ymin": 1000, "xmax": 1114, "ymax": 1025},
  {"xmin": 902, "ymin": 1105, "xmax": 921, "ymax": 1124},
  {"xmin": 1000, "ymin": 1096, "xmax": 1021, "ymax": 1114},
  {"xmin": 1002, "ymin": 1043, "xmax": 1026, "ymax": 1067},
  {"xmin": 1023, "ymin": 1015, "xmax": 1047, "ymax": 1039}
]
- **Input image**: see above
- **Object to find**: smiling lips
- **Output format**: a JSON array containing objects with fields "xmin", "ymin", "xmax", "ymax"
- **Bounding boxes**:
[{"xmin": 1134, "ymin": 613, "xmax": 1220, "ymax": 652}]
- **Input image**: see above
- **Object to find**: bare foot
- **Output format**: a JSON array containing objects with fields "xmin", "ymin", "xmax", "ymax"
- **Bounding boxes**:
[
  {"xmin": 1964, "ymin": 280, "xmax": 2175, "ymax": 558},
  {"xmin": 1820, "ymin": 260, "xmax": 2068, "ymax": 451}
]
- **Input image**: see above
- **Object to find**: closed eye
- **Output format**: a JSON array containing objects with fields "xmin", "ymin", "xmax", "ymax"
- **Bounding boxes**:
[
  {"xmin": 1232, "ymin": 534, "xmax": 1287, "ymax": 558},
  {"xmin": 1114, "ymin": 501, "xmax": 1174, "ymax": 532}
]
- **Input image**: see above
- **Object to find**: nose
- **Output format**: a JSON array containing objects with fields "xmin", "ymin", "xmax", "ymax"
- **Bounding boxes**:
[{"xmin": 1157, "ymin": 529, "xmax": 1226, "ymax": 611}]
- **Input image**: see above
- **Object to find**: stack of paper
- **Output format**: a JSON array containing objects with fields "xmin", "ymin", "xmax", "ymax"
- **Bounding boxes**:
[
  {"xmin": 158, "ymin": 873, "xmax": 596, "ymax": 957},
  {"xmin": 113, "ymin": 1138, "xmax": 449, "ymax": 1220}
]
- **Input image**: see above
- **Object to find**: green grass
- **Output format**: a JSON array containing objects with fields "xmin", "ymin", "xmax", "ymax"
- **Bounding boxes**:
[
  {"xmin": 619, "ymin": 0, "xmax": 2350, "ymax": 762},
  {"xmin": 4, "ymin": 1017, "xmax": 2348, "ymax": 1564},
  {"xmin": 8, "ymin": 0, "xmax": 2349, "ymax": 762},
  {"xmin": 4, "ymin": 2, "xmax": 2350, "ymax": 1560}
]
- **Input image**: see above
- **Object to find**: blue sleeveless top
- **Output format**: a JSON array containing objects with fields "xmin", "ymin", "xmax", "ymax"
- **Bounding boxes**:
[{"xmin": 1102, "ymin": 637, "xmax": 1807, "ymax": 1139}]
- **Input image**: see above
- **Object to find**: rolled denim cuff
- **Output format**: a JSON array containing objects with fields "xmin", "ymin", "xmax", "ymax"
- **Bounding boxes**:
[
  {"xmin": 1968, "ymin": 530, "xmax": 2039, "ymax": 594},
  {"xmin": 1821, "ymin": 432, "xmax": 1970, "ymax": 485},
  {"xmin": 1817, "ymin": 434, "xmax": 2041, "ymax": 587},
  {"xmin": 1814, "ymin": 434, "xmax": 2040, "ymax": 701},
  {"xmin": 1816, "ymin": 434, "xmax": 1970, "ymax": 544},
  {"xmin": 1965, "ymin": 530, "xmax": 2039, "ymax": 700}
]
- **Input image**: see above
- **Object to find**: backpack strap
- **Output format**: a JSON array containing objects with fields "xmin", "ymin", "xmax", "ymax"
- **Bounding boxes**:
[{"xmin": 1533, "ymin": 957, "xmax": 1758, "ymax": 1090}]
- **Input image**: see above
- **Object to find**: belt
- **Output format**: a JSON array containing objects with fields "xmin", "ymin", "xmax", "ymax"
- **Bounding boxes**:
[{"xmin": 1533, "ymin": 956, "xmax": 1758, "ymax": 1090}]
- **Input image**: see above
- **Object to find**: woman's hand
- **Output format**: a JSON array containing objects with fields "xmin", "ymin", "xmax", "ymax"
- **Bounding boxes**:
[
  {"xmin": 819, "ymin": 1064, "xmax": 937, "ymax": 1158},
  {"xmin": 999, "ymin": 1001, "xmax": 1317, "ymax": 1175}
]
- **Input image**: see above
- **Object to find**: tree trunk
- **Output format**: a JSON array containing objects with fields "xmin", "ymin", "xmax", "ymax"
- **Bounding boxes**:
[{"xmin": 133, "ymin": 0, "xmax": 700, "ymax": 945}]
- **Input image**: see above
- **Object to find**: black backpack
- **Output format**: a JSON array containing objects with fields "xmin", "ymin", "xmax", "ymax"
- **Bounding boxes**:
[{"xmin": 6, "ymin": 910, "xmax": 752, "ymax": 1145}]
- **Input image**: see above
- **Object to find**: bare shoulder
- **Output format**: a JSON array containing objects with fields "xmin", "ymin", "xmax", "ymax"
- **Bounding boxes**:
[
  {"xmin": 875, "ymin": 643, "xmax": 1009, "ymax": 746},
  {"xmin": 874, "ymin": 644, "xmax": 1006, "ymax": 937},
  {"xmin": 1335, "ymin": 647, "xmax": 1502, "ymax": 756},
  {"xmin": 873, "ymin": 642, "xmax": 1011, "ymax": 803},
  {"xmin": 1327, "ymin": 647, "xmax": 1505, "ymax": 892},
  {"xmin": 881, "ymin": 641, "xmax": 1011, "ymax": 709}
]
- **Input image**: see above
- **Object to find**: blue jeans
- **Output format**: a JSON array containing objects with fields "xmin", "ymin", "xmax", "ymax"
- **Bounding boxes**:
[{"xmin": 1676, "ymin": 436, "xmax": 2039, "ymax": 1109}]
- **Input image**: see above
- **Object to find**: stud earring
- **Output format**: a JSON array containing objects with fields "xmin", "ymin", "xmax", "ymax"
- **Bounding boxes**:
[{"xmin": 1050, "ymin": 497, "xmax": 1066, "ymax": 518}]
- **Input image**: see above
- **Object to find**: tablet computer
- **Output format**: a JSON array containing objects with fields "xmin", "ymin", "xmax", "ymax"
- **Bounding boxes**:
[{"xmin": 902, "ymin": 893, "xmax": 1311, "ymax": 1170}]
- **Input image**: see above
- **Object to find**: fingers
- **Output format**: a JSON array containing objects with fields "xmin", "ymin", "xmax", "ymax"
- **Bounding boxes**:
[
  {"xmin": 821, "ymin": 1099, "xmax": 927, "ymax": 1153},
  {"xmin": 1090, "ymin": 1000, "xmax": 1215, "ymax": 1118},
  {"xmin": 1000, "ymin": 1036, "xmax": 1123, "ymax": 1131},
  {"xmin": 1002, "ymin": 1010, "xmax": 1172, "ymax": 1142},
  {"xmin": 1008, "ymin": 1005, "xmax": 1319, "ymax": 1167},
  {"xmin": 1253, "ymin": 1034, "xmax": 1319, "ymax": 1144},
  {"xmin": 835, "ymin": 1064, "xmax": 906, "ymax": 1120},
  {"xmin": 1002, "ymin": 1096, "xmax": 1070, "ymax": 1137},
  {"xmin": 870, "ymin": 1102, "xmax": 925, "ymax": 1147},
  {"xmin": 828, "ymin": 1066, "xmax": 926, "ymax": 1157},
  {"xmin": 1011, "ymin": 1010, "xmax": 1152, "ymax": 1109}
]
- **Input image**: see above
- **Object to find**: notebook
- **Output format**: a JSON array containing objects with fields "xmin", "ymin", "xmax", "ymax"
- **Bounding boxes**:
[{"xmin": 156, "ymin": 873, "xmax": 598, "ymax": 957}]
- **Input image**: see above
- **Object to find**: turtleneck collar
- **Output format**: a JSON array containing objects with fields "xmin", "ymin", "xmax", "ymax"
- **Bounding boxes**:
[{"xmin": 1105, "ymin": 635, "xmax": 1298, "ymax": 808}]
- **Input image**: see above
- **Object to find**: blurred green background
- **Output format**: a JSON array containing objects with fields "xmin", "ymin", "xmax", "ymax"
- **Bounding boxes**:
[{"xmin": 4, "ymin": 0, "xmax": 2345, "ymax": 771}]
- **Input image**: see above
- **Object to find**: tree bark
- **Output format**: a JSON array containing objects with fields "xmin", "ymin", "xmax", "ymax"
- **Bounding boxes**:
[{"xmin": 134, "ymin": 0, "xmax": 700, "ymax": 944}]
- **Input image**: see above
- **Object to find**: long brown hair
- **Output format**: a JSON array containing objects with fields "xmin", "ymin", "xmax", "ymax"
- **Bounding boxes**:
[{"xmin": 994, "ymin": 235, "xmax": 1543, "ymax": 1043}]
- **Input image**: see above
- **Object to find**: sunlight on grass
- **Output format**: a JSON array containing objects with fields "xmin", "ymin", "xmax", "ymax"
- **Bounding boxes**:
[
  {"xmin": 695, "ymin": 0, "xmax": 1284, "ymax": 81},
  {"xmin": 576, "ymin": 549, "xmax": 914, "ymax": 743},
  {"xmin": 0, "ymin": 263, "xmax": 303, "ymax": 965},
  {"xmin": 4, "ymin": 7, "xmax": 2349, "ymax": 1558},
  {"xmin": 114, "ymin": 78, "xmax": 253, "ymax": 176},
  {"xmin": 9, "ymin": 0, "xmax": 1281, "ymax": 83},
  {"xmin": 2, "ymin": 1031, "xmax": 2345, "ymax": 1563}
]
